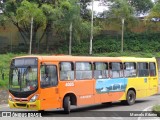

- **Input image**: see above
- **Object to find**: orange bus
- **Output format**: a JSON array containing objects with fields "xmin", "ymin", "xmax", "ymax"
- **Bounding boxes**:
[{"xmin": 8, "ymin": 55, "xmax": 158, "ymax": 113}]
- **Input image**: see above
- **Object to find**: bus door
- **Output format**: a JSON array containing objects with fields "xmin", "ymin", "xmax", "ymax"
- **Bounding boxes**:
[
  {"xmin": 74, "ymin": 62, "xmax": 94, "ymax": 105},
  {"xmin": 148, "ymin": 62, "xmax": 158, "ymax": 95},
  {"xmin": 93, "ymin": 62, "xmax": 111, "ymax": 103},
  {"xmin": 136, "ymin": 62, "xmax": 150, "ymax": 98},
  {"xmin": 40, "ymin": 63, "xmax": 60, "ymax": 110}
]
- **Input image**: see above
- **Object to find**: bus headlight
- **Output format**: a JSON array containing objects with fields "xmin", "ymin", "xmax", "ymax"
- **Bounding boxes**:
[
  {"xmin": 8, "ymin": 95, "xmax": 13, "ymax": 101},
  {"xmin": 30, "ymin": 95, "xmax": 38, "ymax": 102}
]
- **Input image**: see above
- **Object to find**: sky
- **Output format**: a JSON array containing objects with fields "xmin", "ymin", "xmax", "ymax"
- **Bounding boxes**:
[
  {"xmin": 87, "ymin": 1, "xmax": 108, "ymax": 14},
  {"xmin": 87, "ymin": 0, "xmax": 156, "ymax": 17}
]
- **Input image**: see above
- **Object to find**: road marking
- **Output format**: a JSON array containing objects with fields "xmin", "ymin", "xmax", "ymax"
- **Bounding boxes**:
[{"xmin": 142, "ymin": 106, "xmax": 153, "ymax": 111}]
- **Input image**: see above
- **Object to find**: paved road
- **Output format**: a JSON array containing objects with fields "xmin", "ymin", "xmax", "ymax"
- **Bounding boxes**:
[{"xmin": 0, "ymin": 94, "xmax": 160, "ymax": 119}]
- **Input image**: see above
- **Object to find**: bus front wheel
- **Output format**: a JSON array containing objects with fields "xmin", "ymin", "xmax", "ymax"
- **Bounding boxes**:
[
  {"xmin": 63, "ymin": 96, "xmax": 71, "ymax": 114},
  {"xmin": 122, "ymin": 90, "xmax": 136, "ymax": 105}
]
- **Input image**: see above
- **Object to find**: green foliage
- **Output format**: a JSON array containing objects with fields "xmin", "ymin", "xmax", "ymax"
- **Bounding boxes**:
[
  {"xmin": 79, "ymin": 0, "xmax": 91, "ymax": 20},
  {"xmin": 55, "ymin": 32, "xmax": 160, "ymax": 55},
  {"xmin": 129, "ymin": 0, "xmax": 153, "ymax": 15},
  {"xmin": 101, "ymin": 0, "xmax": 153, "ymax": 15},
  {"xmin": 104, "ymin": 0, "xmax": 137, "ymax": 31},
  {"xmin": 54, "ymin": 0, "xmax": 91, "ymax": 42},
  {"xmin": 106, "ymin": 0, "xmax": 135, "ymax": 18},
  {"xmin": 148, "ymin": 2, "xmax": 160, "ymax": 18},
  {"xmin": 152, "ymin": 105, "xmax": 160, "ymax": 117},
  {"xmin": 0, "ymin": 14, "xmax": 7, "ymax": 27},
  {"xmin": 0, "ymin": 0, "xmax": 158, "ymax": 56},
  {"xmin": 41, "ymin": 3, "xmax": 60, "ymax": 22},
  {"xmin": 61, "ymin": 1, "xmax": 72, "ymax": 10},
  {"xmin": 16, "ymin": 0, "xmax": 46, "ymax": 28}
]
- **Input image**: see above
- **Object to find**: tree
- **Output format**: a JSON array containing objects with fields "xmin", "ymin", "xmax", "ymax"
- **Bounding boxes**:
[
  {"xmin": 55, "ymin": 0, "xmax": 91, "ymax": 55},
  {"xmin": 104, "ymin": 0, "xmax": 136, "ymax": 52},
  {"xmin": 128, "ymin": 0, "xmax": 153, "ymax": 15},
  {"xmin": 1, "ymin": 0, "xmax": 47, "ymax": 53},
  {"xmin": 100, "ymin": 0, "xmax": 153, "ymax": 15},
  {"xmin": 16, "ymin": 0, "xmax": 46, "ymax": 54},
  {"xmin": 40, "ymin": 3, "xmax": 61, "ymax": 51},
  {"xmin": 147, "ymin": 1, "xmax": 160, "ymax": 29},
  {"xmin": 79, "ymin": 0, "xmax": 91, "ymax": 20},
  {"xmin": 0, "ymin": 0, "xmax": 97, "ymax": 54},
  {"xmin": 1, "ymin": 0, "xmax": 61, "ymax": 53},
  {"xmin": 148, "ymin": 1, "xmax": 160, "ymax": 18}
]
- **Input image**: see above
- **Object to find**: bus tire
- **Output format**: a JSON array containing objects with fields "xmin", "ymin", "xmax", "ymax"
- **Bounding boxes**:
[
  {"xmin": 63, "ymin": 96, "xmax": 71, "ymax": 114},
  {"xmin": 122, "ymin": 90, "xmax": 136, "ymax": 105}
]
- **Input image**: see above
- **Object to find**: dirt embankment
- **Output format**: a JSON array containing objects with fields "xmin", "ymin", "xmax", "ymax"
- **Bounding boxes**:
[{"xmin": 0, "ymin": 89, "xmax": 8, "ymax": 104}]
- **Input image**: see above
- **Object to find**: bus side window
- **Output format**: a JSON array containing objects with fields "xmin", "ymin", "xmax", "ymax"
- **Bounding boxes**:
[
  {"xmin": 138, "ymin": 62, "xmax": 149, "ymax": 77},
  {"xmin": 94, "ymin": 62, "xmax": 108, "ymax": 79},
  {"xmin": 110, "ymin": 62, "xmax": 123, "ymax": 78},
  {"xmin": 60, "ymin": 62, "xmax": 74, "ymax": 80},
  {"xmin": 149, "ymin": 62, "xmax": 156, "ymax": 76},
  {"xmin": 124, "ymin": 62, "xmax": 136, "ymax": 77},
  {"xmin": 40, "ymin": 65, "xmax": 58, "ymax": 88},
  {"xmin": 76, "ymin": 62, "xmax": 92, "ymax": 80}
]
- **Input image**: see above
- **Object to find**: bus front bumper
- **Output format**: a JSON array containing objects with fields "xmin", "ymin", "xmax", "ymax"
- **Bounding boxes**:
[{"xmin": 8, "ymin": 100, "xmax": 41, "ymax": 110}]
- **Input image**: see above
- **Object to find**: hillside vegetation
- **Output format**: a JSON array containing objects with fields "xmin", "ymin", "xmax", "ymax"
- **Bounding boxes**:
[{"xmin": 56, "ymin": 32, "xmax": 160, "ymax": 55}]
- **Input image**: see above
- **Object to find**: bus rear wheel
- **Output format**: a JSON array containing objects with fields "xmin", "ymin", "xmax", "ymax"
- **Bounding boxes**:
[
  {"xmin": 121, "ymin": 90, "xmax": 136, "ymax": 105},
  {"xmin": 63, "ymin": 96, "xmax": 71, "ymax": 114}
]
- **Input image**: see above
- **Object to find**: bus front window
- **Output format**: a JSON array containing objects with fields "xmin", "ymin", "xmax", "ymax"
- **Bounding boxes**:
[{"xmin": 9, "ymin": 58, "xmax": 38, "ymax": 92}]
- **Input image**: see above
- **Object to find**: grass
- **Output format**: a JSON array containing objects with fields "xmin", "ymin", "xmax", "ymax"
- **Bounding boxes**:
[{"xmin": 152, "ymin": 105, "xmax": 160, "ymax": 117}]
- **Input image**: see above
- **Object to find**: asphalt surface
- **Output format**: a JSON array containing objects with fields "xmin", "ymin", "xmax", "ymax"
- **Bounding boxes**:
[{"xmin": 0, "ymin": 93, "xmax": 160, "ymax": 119}]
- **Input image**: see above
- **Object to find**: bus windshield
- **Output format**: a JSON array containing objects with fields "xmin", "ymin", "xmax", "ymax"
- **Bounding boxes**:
[{"xmin": 9, "ymin": 58, "xmax": 38, "ymax": 92}]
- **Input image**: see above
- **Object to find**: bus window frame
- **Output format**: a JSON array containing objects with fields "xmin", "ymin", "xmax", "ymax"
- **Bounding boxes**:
[
  {"xmin": 75, "ymin": 61, "xmax": 93, "ymax": 80},
  {"xmin": 124, "ymin": 62, "xmax": 137, "ymax": 78},
  {"xmin": 109, "ymin": 62, "xmax": 123, "ymax": 78},
  {"xmin": 137, "ymin": 62, "xmax": 149, "ymax": 77},
  {"xmin": 93, "ymin": 62, "xmax": 109, "ymax": 79},
  {"xmin": 40, "ymin": 64, "xmax": 58, "ymax": 89},
  {"xmin": 149, "ymin": 62, "xmax": 156, "ymax": 77},
  {"xmin": 59, "ymin": 61, "xmax": 75, "ymax": 81}
]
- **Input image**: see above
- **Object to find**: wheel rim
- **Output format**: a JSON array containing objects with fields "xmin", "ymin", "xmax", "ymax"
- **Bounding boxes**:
[
  {"xmin": 128, "ymin": 93, "xmax": 134, "ymax": 103},
  {"xmin": 129, "ymin": 94, "xmax": 132, "ymax": 102}
]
